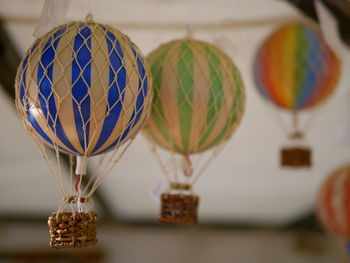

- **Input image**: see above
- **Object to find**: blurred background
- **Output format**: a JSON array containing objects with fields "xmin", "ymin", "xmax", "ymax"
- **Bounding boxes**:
[{"xmin": 0, "ymin": 0, "xmax": 350, "ymax": 262}]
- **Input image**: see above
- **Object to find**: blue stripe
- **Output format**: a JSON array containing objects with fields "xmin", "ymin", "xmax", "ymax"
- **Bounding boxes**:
[
  {"xmin": 37, "ymin": 26, "xmax": 79, "ymax": 154},
  {"xmin": 95, "ymin": 44, "xmax": 148, "ymax": 155},
  {"xmin": 19, "ymin": 48, "xmax": 69, "ymax": 153},
  {"xmin": 91, "ymin": 26, "xmax": 126, "ymax": 154},
  {"xmin": 296, "ymin": 27, "xmax": 321, "ymax": 109},
  {"xmin": 20, "ymin": 51, "xmax": 55, "ymax": 146},
  {"xmin": 19, "ymin": 42, "xmax": 39, "ymax": 107},
  {"xmin": 72, "ymin": 25, "xmax": 92, "ymax": 152},
  {"xmin": 19, "ymin": 55, "xmax": 29, "ymax": 107}
]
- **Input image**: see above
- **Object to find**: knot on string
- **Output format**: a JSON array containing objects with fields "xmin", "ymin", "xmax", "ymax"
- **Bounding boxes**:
[
  {"xmin": 289, "ymin": 131, "xmax": 304, "ymax": 140},
  {"xmin": 85, "ymin": 13, "xmax": 94, "ymax": 23}
]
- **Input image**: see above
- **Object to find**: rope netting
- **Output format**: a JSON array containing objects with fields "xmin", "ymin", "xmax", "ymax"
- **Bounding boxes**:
[
  {"xmin": 144, "ymin": 38, "xmax": 245, "ymax": 192},
  {"xmin": 15, "ymin": 19, "xmax": 152, "ymax": 215}
]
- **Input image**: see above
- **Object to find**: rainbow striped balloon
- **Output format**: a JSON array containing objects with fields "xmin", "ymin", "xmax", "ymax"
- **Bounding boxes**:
[
  {"xmin": 15, "ymin": 21, "xmax": 151, "ymax": 156},
  {"xmin": 143, "ymin": 39, "xmax": 245, "ymax": 154},
  {"xmin": 254, "ymin": 23, "xmax": 340, "ymax": 110},
  {"xmin": 317, "ymin": 165, "xmax": 350, "ymax": 241}
]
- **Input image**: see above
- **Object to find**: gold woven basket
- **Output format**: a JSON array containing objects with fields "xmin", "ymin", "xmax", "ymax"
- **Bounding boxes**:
[
  {"xmin": 280, "ymin": 146, "xmax": 312, "ymax": 168},
  {"xmin": 48, "ymin": 211, "xmax": 98, "ymax": 249},
  {"xmin": 159, "ymin": 185, "xmax": 199, "ymax": 224}
]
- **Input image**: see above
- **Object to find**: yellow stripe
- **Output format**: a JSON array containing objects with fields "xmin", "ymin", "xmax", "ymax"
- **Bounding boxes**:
[{"xmin": 280, "ymin": 26, "xmax": 297, "ymax": 108}]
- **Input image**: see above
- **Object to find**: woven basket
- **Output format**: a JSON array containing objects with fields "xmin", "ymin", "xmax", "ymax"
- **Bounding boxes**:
[
  {"xmin": 280, "ymin": 146, "xmax": 312, "ymax": 168},
  {"xmin": 160, "ymin": 193, "xmax": 199, "ymax": 224},
  {"xmin": 48, "ymin": 211, "xmax": 97, "ymax": 249}
]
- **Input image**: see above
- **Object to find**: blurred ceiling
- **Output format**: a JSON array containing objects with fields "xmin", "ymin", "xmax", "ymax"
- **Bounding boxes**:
[{"xmin": 0, "ymin": 0, "xmax": 350, "ymax": 226}]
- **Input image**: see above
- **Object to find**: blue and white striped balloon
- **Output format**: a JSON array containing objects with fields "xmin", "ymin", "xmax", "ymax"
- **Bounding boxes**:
[{"xmin": 15, "ymin": 21, "xmax": 152, "ymax": 156}]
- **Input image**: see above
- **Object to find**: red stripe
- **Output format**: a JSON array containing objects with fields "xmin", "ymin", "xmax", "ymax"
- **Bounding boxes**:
[
  {"xmin": 342, "ymin": 169, "xmax": 350, "ymax": 238},
  {"xmin": 320, "ymin": 171, "xmax": 341, "ymax": 236}
]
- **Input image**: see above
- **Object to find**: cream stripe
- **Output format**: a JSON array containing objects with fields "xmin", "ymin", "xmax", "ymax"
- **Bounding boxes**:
[
  {"xmin": 54, "ymin": 25, "xmax": 84, "ymax": 154},
  {"xmin": 188, "ymin": 41, "xmax": 210, "ymax": 152},
  {"xmin": 144, "ymin": 117, "xmax": 172, "ymax": 148},
  {"xmin": 119, "ymin": 40, "xmax": 149, "ymax": 144},
  {"xmin": 86, "ymin": 24, "xmax": 109, "ymax": 155},
  {"xmin": 200, "ymin": 50, "xmax": 235, "ymax": 149},
  {"xmin": 221, "ymin": 62, "xmax": 245, "ymax": 142},
  {"xmin": 25, "ymin": 32, "xmax": 73, "ymax": 153},
  {"xmin": 158, "ymin": 41, "xmax": 183, "ymax": 151},
  {"xmin": 94, "ymin": 28, "xmax": 139, "ymax": 154}
]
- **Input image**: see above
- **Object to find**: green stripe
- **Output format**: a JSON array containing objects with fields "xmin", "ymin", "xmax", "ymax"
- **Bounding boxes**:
[
  {"xmin": 197, "ymin": 46, "xmax": 223, "ymax": 147},
  {"xmin": 177, "ymin": 42, "xmax": 194, "ymax": 152},
  {"xmin": 203, "ymin": 62, "xmax": 243, "ymax": 150},
  {"xmin": 293, "ymin": 25, "xmax": 308, "ymax": 109},
  {"xmin": 149, "ymin": 47, "xmax": 175, "ymax": 145},
  {"xmin": 142, "ymin": 127, "xmax": 180, "ymax": 152}
]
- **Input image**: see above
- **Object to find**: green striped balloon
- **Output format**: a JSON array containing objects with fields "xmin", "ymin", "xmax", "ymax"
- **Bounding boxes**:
[{"xmin": 143, "ymin": 38, "xmax": 245, "ymax": 154}]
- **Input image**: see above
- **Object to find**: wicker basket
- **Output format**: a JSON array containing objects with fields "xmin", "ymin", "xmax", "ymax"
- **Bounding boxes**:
[
  {"xmin": 48, "ymin": 211, "xmax": 98, "ymax": 249},
  {"xmin": 159, "ymin": 193, "xmax": 199, "ymax": 224},
  {"xmin": 280, "ymin": 146, "xmax": 312, "ymax": 168}
]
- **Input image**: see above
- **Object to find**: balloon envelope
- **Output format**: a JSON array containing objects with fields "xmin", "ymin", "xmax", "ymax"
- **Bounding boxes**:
[
  {"xmin": 254, "ymin": 23, "xmax": 340, "ymax": 111},
  {"xmin": 317, "ymin": 164, "xmax": 350, "ymax": 241},
  {"xmin": 16, "ymin": 21, "xmax": 151, "ymax": 156},
  {"xmin": 144, "ymin": 38, "xmax": 245, "ymax": 154}
]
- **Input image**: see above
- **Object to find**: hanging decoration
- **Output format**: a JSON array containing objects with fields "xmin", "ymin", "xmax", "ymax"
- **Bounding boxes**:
[
  {"xmin": 144, "ymin": 38, "xmax": 245, "ymax": 224},
  {"xmin": 254, "ymin": 23, "xmax": 340, "ymax": 168},
  {"xmin": 15, "ymin": 17, "xmax": 152, "ymax": 248},
  {"xmin": 317, "ymin": 164, "xmax": 350, "ymax": 256}
]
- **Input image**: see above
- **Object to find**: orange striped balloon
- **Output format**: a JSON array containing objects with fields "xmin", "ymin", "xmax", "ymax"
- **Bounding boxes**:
[
  {"xmin": 143, "ymin": 38, "xmax": 245, "ymax": 154},
  {"xmin": 317, "ymin": 164, "xmax": 350, "ymax": 241}
]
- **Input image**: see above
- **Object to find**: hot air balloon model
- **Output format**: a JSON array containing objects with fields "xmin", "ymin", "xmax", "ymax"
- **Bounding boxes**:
[
  {"xmin": 254, "ymin": 23, "xmax": 340, "ymax": 168},
  {"xmin": 15, "ymin": 16, "xmax": 152, "ymax": 248},
  {"xmin": 143, "ymin": 38, "xmax": 245, "ymax": 224},
  {"xmin": 317, "ymin": 164, "xmax": 350, "ymax": 256}
]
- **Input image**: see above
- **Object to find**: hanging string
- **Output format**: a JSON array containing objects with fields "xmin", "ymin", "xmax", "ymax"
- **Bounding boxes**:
[
  {"xmin": 290, "ymin": 110, "xmax": 303, "ymax": 139},
  {"xmin": 186, "ymin": 24, "xmax": 194, "ymax": 38}
]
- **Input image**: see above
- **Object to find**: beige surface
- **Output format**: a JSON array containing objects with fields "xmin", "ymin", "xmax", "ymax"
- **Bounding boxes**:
[{"xmin": 0, "ymin": 223, "xmax": 346, "ymax": 263}]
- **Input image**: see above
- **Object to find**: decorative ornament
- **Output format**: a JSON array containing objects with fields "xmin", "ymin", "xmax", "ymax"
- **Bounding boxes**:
[
  {"xmin": 15, "ymin": 18, "xmax": 152, "ymax": 248},
  {"xmin": 254, "ymin": 23, "xmax": 340, "ymax": 168},
  {"xmin": 317, "ymin": 164, "xmax": 350, "ymax": 256},
  {"xmin": 144, "ymin": 38, "xmax": 245, "ymax": 224}
]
